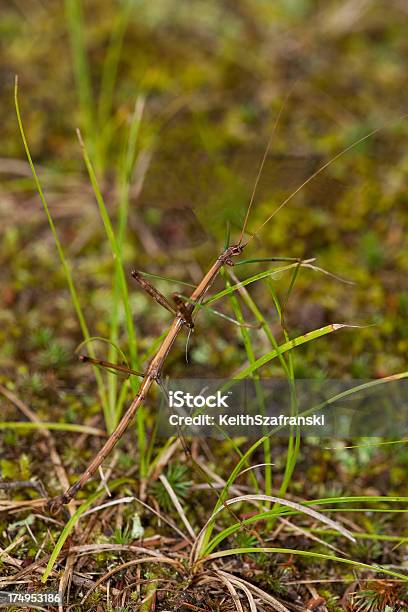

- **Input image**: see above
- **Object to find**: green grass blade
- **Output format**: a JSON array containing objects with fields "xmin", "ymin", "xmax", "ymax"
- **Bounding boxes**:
[
  {"xmin": 267, "ymin": 270, "xmax": 300, "ymax": 511},
  {"xmin": 228, "ymin": 275, "xmax": 290, "ymax": 377},
  {"xmin": 206, "ymin": 548, "xmax": 408, "ymax": 582},
  {"xmin": 41, "ymin": 478, "xmax": 132, "ymax": 582},
  {"xmin": 0, "ymin": 422, "xmax": 105, "ymax": 435},
  {"xmin": 235, "ymin": 257, "xmax": 303, "ymax": 265},
  {"xmin": 64, "ymin": 0, "xmax": 95, "ymax": 152},
  {"xmin": 250, "ymin": 507, "xmax": 408, "ymax": 515},
  {"xmin": 204, "ymin": 497, "xmax": 408, "ymax": 556},
  {"xmin": 76, "ymin": 336, "xmax": 130, "ymax": 368},
  {"xmin": 14, "ymin": 77, "xmax": 108, "ymax": 412},
  {"xmin": 205, "ymin": 261, "xmax": 312, "ymax": 307},
  {"xmin": 330, "ymin": 438, "xmax": 408, "ymax": 449},
  {"xmin": 224, "ymin": 271, "xmax": 266, "ymax": 497},
  {"xmin": 77, "ymin": 129, "xmax": 140, "ymax": 432},
  {"xmin": 96, "ymin": 0, "xmax": 133, "ymax": 168},
  {"xmin": 305, "ymin": 494, "xmax": 408, "ymax": 505},
  {"xmin": 179, "ymin": 294, "xmax": 260, "ymax": 328},
  {"xmin": 280, "ymin": 260, "xmax": 301, "ymax": 320},
  {"xmin": 197, "ymin": 372, "xmax": 408, "ymax": 557},
  {"xmin": 305, "ymin": 528, "xmax": 408, "ymax": 543},
  {"xmin": 108, "ymin": 98, "xmax": 144, "ymax": 423},
  {"xmin": 78, "ymin": 129, "xmax": 138, "ymax": 367},
  {"xmin": 113, "ymin": 98, "xmax": 147, "ymax": 466},
  {"xmin": 232, "ymin": 324, "xmax": 348, "ymax": 380}
]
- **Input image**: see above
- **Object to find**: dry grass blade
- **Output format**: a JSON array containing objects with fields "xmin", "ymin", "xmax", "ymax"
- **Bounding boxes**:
[
  {"xmin": 0, "ymin": 547, "xmax": 21, "ymax": 569},
  {"xmin": 0, "ymin": 536, "xmax": 26, "ymax": 563},
  {"xmin": 159, "ymin": 474, "xmax": 196, "ymax": 539},
  {"xmin": 71, "ymin": 544, "xmax": 169, "ymax": 557},
  {"xmin": 59, "ymin": 553, "xmax": 75, "ymax": 611},
  {"xmin": 213, "ymin": 570, "xmax": 245, "ymax": 612},
  {"xmin": 81, "ymin": 495, "xmax": 134, "ymax": 517},
  {"xmin": 81, "ymin": 556, "xmax": 184, "ymax": 604},
  {"xmin": 82, "ymin": 494, "xmax": 192, "ymax": 543},
  {"xmin": 0, "ymin": 552, "xmax": 55, "ymax": 586},
  {"xmin": 236, "ymin": 463, "xmax": 275, "ymax": 478},
  {"xmin": 302, "ymin": 261, "xmax": 355, "ymax": 284},
  {"xmin": 218, "ymin": 570, "xmax": 290, "ymax": 612},
  {"xmin": 136, "ymin": 496, "xmax": 194, "ymax": 544},
  {"xmin": 0, "ymin": 384, "xmax": 75, "ymax": 517},
  {"xmin": 0, "ymin": 499, "xmax": 48, "ymax": 513},
  {"xmin": 230, "ymin": 580, "xmax": 257, "ymax": 612}
]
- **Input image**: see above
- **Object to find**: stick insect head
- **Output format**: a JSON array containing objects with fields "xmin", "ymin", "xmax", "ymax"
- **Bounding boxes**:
[{"xmin": 223, "ymin": 242, "xmax": 246, "ymax": 266}]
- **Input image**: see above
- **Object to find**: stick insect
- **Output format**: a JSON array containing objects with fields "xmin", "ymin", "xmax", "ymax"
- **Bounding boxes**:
[{"xmin": 47, "ymin": 113, "xmax": 392, "ymax": 513}]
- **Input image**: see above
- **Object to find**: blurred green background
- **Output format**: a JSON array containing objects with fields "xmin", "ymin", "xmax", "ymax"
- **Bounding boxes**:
[
  {"xmin": 1, "ymin": 4, "xmax": 408, "ymax": 604},
  {"xmin": 1, "ymin": 0, "xmax": 407, "ymax": 387}
]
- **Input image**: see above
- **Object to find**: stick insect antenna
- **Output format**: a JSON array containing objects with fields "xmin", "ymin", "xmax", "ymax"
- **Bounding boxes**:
[
  {"xmin": 247, "ymin": 116, "xmax": 408, "ymax": 244},
  {"xmin": 237, "ymin": 90, "xmax": 293, "ymax": 246}
]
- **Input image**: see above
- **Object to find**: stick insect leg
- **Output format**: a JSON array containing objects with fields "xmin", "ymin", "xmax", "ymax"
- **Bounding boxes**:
[
  {"xmin": 131, "ymin": 270, "xmax": 177, "ymax": 316},
  {"xmin": 79, "ymin": 355, "xmax": 145, "ymax": 378},
  {"xmin": 132, "ymin": 271, "xmax": 194, "ymax": 333}
]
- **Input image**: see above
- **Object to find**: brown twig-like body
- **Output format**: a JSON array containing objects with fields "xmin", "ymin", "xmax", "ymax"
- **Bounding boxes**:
[{"xmin": 48, "ymin": 244, "xmax": 244, "ymax": 512}]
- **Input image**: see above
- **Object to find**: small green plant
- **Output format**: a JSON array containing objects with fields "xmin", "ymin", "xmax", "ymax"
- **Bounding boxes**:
[
  {"xmin": 233, "ymin": 531, "xmax": 258, "ymax": 549},
  {"xmin": 321, "ymin": 591, "xmax": 342, "ymax": 612},
  {"xmin": 36, "ymin": 340, "xmax": 71, "ymax": 368},
  {"xmin": 151, "ymin": 463, "xmax": 191, "ymax": 512},
  {"xmin": 112, "ymin": 524, "xmax": 133, "ymax": 545},
  {"xmin": 20, "ymin": 372, "xmax": 46, "ymax": 394},
  {"xmin": 29, "ymin": 327, "xmax": 53, "ymax": 349},
  {"xmin": 348, "ymin": 580, "xmax": 403, "ymax": 611},
  {"xmin": 353, "ymin": 538, "xmax": 383, "ymax": 563}
]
